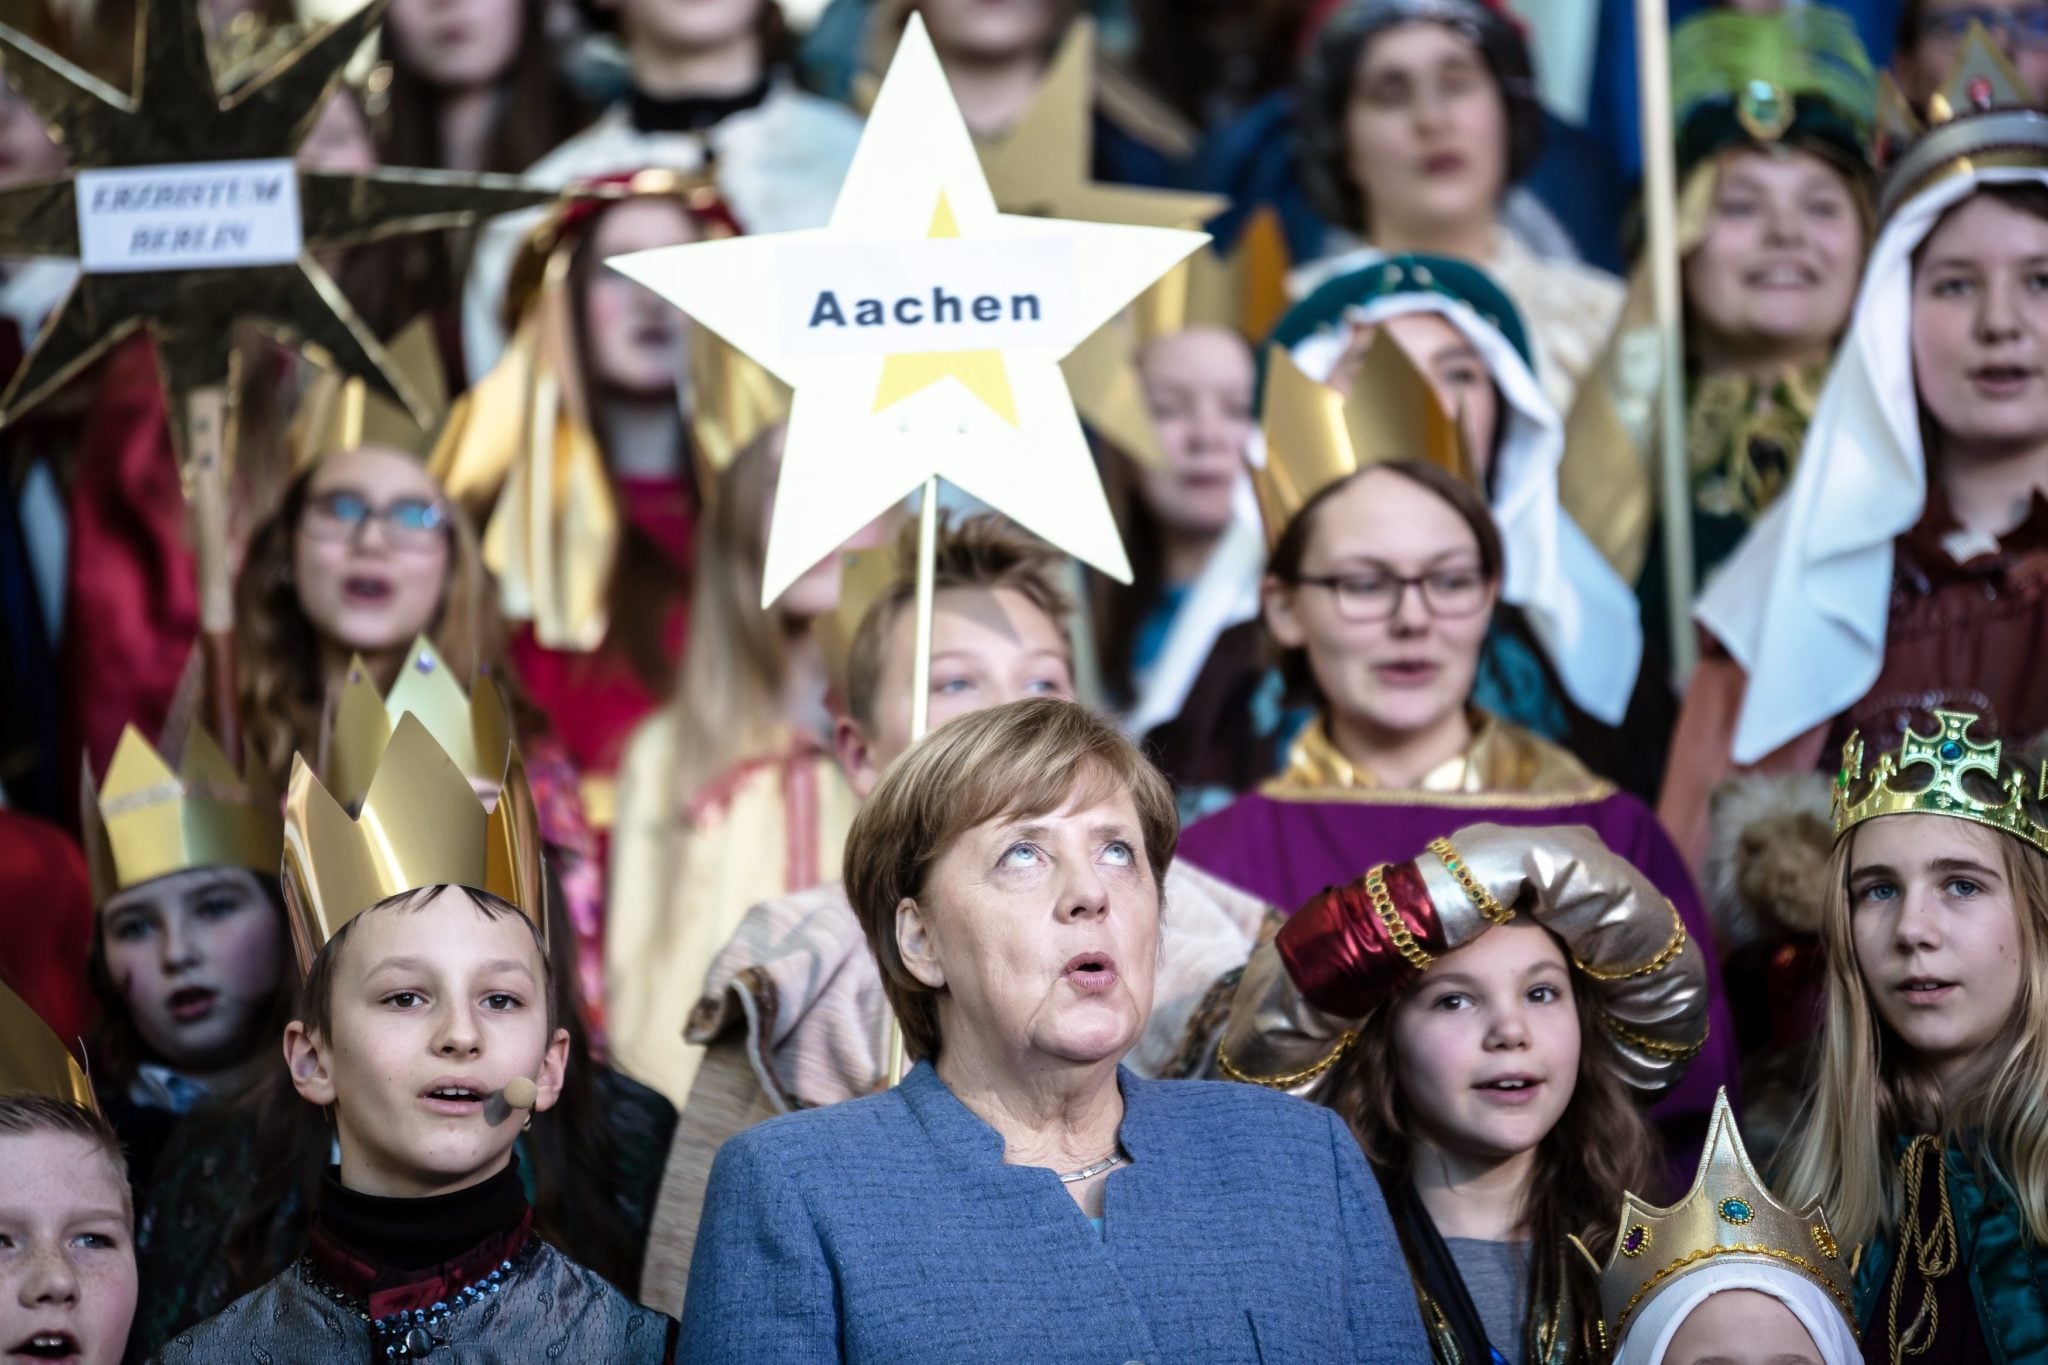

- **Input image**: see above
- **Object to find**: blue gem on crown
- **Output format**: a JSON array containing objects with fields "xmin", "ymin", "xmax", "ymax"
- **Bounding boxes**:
[{"xmin": 1833, "ymin": 710, "xmax": 2048, "ymax": 855}]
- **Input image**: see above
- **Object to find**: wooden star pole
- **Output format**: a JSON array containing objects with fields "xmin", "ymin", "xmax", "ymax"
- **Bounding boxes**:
[{"xmin": 0, "ymin": 0, "xmax": 555, "ymax": 759}]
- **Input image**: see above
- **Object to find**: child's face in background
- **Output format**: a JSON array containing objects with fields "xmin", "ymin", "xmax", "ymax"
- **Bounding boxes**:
[{"xmin": 0, "ymin": 1130, "xmax": 136, "ymax": 1365}]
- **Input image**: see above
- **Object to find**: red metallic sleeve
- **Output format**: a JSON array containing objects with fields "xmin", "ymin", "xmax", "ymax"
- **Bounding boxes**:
[{"xmin": 1274, "ymin": 860, "xmax": 1445, "ymax": 1017}]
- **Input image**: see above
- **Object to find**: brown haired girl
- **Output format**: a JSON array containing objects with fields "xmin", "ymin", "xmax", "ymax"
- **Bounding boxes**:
[{"xmin": 1217, "ymin": 822, "xmax": 1711, "ymax": 1362}]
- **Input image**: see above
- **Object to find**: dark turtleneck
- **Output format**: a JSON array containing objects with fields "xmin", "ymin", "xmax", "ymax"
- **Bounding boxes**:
[
  {"xmin": 318, "ymin": 1156, "xmax": 527, "ymax": 1274},
  {"xmin": 628, "ymin": 72, "xmax": 772, "ymax": 135}
]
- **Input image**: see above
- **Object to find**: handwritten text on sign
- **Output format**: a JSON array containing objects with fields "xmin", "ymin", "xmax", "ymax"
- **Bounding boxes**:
[
  {"xmin": 76, "ymin": 161, "xmax": 304, "ymax": 274},
  {"xmin": 775, "ymin": 237, "xmax": 1075, "ymax": 357}
]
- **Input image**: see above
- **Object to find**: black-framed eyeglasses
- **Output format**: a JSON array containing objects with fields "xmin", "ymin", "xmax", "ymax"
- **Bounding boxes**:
[
  {"xmin": 301, "ymin": 489, "xmax": 450, "ymax": 553},
  {"xmin": 1920, "ymin": 6, "xmax": 2048, "ymax": 49},
  {"xmin": 1291, "ymin": 567, "xmax": 1491, "ymax": 623}
]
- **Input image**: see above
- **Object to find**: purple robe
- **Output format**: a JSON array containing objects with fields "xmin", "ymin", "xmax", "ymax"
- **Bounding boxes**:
[{"xmin": 1180, "ymin": 775, "xmax": 1739, "ymax": 1156}]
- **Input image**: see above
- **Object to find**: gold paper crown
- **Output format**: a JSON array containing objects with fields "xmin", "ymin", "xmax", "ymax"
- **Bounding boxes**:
[
  {"xmin": 1877, "ymin": 22, "xmax": 2048, "ymax": 221},
  {"xmin": 1833, "ymin": 709, "xmax": 2048, "ymax": 853},
  {"xmin": 80, "ymin": 723, "xmax": 282, "ymax": 905},
  {"xmin": 326, "ymin": 636, "xmax": 515, "ymax": 814},
  {"xmin": 0, "ymin": 981, "xmax": 97, "ymax": 1113},
  {"xmin": 1577, "ymin": 1089, "xmax": 1855, "ymax": 1344},
  {"xmin": 814, "ymin": 541, "xmax": 904, "ymax": 706},
  {"xmin": 287, "ymin": 317, "xmax": 451, "ymax": 469},
  {"xmin": 1133, "ymin": 207, "xmax": 1291, "ymax": 345},
  {"xmin": 283, "ymin": 712, "xmax": 545, "ymax": 971},
  {"xmin": 1251, "ymin": 336, "xmax": 1475, "ymax": 547}
]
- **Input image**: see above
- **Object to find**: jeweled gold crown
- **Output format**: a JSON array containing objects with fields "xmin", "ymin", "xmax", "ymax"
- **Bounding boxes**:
[
  {"xmin": 326, "ymin": 636, "xmax": 514, "ymax": 814},
  {"xmin": 80, "ymin": 723, "xmax": 282, "ymax": 905},
  {"xmin": 0, "ymin": 982, "xmax": 96, "ymax": 1113},
  {"xmin": 1251, "ymin": 336, "xmax": 1474, "ymax": 548},
  {"xmin": 283, "ymin": 712, "xmax": 545, "ymax": 972},
  {"xmin": 288, "ymin": 317, "xmax": 450, "ymax": 469},
  {"xmin": 1832, "ymin": 710, "xmax": 2048, "ymax": 853},
  {"xmin": 1877, "ymin": 21, "xmax": 2048, "ymax": 222},
  {"xmin": 1577, "ymin": 1089, "xmax": 1854, "ymax": 1344}
]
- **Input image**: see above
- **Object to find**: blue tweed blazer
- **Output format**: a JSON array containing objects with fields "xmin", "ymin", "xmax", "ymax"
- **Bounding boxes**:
[{"xmin": 681, "ymin": 1061, "xmax": 1431, "ymax": 1363}]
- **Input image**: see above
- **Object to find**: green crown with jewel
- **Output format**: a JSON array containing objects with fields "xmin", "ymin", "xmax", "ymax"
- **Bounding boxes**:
[{"xmin": 1833, "ymin": 710, "xmax": 2048, "ymax": 854}]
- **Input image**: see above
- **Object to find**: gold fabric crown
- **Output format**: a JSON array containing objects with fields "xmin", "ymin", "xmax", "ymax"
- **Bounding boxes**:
[
  {"xmin": 326, "ymin": 637, "xmax": 516, "ymax": 814},
  {"xmin": 284, "ymin": 712, "xmax": 545, "ymax": 971},
  {"xmin": 1251, "ymin": 336, "xmax": 1474, "ymax": 547},
  {"xmin": 0, "ymin": 982, "xmax": 97, "ymax": 1113},
  {"xmin": 81, "ymin": 723, "xmax": 282, "ymax": 905},
  {"xmin": 288, "ymin": 317, "xmax": 451, "ymax": 469},
  {"xmin": 1833, "ymin": 709, "xmax": 2048, "ymax": 853},
  {"xmin": 1877, "ymin": 22, "xmax": 2048, "ymax": 221},
  {"xmin": 1578, "ymin": 1088, "xmax": 1855, "ymax": 1343}
]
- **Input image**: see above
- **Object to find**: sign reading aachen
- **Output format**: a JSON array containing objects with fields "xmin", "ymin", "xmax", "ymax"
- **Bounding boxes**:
[
  {"xmin": 76, "ymin": 160, "xmax": 304, "ymax": 273},
  {"xmin": 776, "ymin": 237, "xmax": 1076, "ymax": 357}
]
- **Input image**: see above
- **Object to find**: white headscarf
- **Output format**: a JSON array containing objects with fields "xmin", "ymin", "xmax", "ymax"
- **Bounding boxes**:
[
  {"xmin": 1617, "ymin": 1261, "xmax": 1859, "ymax": 1365},
  {"xmin": 1290, "ymin": 292, "xmax": 1644, "ymax": 725},
  {"xmin": 1696, "ymin": 165, "xmax": 2048, "ymax": 763}
]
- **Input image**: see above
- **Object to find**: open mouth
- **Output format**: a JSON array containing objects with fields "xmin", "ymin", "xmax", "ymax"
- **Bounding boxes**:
[
  {"xmin": 1473, "ymin": 1076, "xmax": 1543, "ymax": 1104},
  {"xmin": 1898, "ymin": 977, "xmax": 1957, "ymax": 1003},
  {"xmin": 1745, "ymin": 263, "xmax": 1819, "ymax": 289},
  {"xmin": 1373, "ymin": 660, "xmax": 1442, "ymax": 687},
  {"xmin": 10, "ymin": 1332, "xmax": 81, "ymax": 1361},
  {"xmin": 420, "ymin": 1077, "xmax": 488, "ymax": 1115},
  {"xmin": 342, "ymin": 575, "xmax": 394, "ymax": 605},
  {"xmin": 1970, "ymin": 364, "xmax": 2037, "ymax": 394},
  {"xmin": 1062, "ymin": 952, "xmax": 1118, "ymax": 995},
  {"xmin": 166, "ymin": 985, "xmax": 218, "ymax": 1022},
  {"xmin": 1421, "ymin": 152, "xmax": 1465, "ymax": 176}
]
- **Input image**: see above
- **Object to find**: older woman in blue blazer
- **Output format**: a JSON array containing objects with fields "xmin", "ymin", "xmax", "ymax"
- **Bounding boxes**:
[{"xmin": 682, "ymin": 698, "xmax": 1430, "ymax": 1362}]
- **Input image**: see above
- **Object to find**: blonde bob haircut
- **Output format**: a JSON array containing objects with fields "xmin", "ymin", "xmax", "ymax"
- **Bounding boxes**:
[
  {"xmin": 843, "ymin": 697, "xmax": 1177, "ymax": 1062},
  {"xmin": 1780, "ymin": 741, "xmax": 2048, "ymax": 1249}
]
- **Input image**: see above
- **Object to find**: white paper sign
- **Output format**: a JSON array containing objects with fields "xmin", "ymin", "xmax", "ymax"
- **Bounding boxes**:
[
  {"xmin": 776, "ymin": 237, "xmax": 1075, "ymax": 357},
  {"xmin": 76, "ymin": 160, "xmax": 303, "ymax": 274}
]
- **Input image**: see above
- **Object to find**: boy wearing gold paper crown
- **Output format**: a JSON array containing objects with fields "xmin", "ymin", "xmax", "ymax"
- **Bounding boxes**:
[
  {"xmin": 0, "ymin": 983, "xmax": 139, "ymax": 1365},
  {"xmin": 156, "ymin": 718, "xmax": 678, "ymax": 1362},
  {"xmin": 1776, "ymin": 712, "xmax": 2048, "ymax": 1361}
]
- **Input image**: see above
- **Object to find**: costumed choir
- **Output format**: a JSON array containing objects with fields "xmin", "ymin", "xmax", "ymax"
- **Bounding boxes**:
[{"xmin": 16, "ymin": 0, "xmax": 2048, "ymax": 1363}]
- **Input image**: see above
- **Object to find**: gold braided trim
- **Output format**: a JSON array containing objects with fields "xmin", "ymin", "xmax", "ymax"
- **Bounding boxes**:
[
  {"xmin": 1598, "ymin": 1009, "xmax": 1708, "ymax": 1061},
  {"xmin": 1574, "ymin": 901, "xmax": 1687, "ymax": 981},
  {"xmin": 1615, "ymin": 1243, "xmax": 1855, "ymax": 1335},
  {"xmin": 1428, "ymin": 836, "xmax": 1514, "ymax": 925},
  {"xmin": 1259, "ymin": 782, "xmax": 1616, "ymax": 809},
  {"xmin": 1367, "ymin": 865, "xmax": 1436, "ymax": 971},
  {"xmin": 1215, "ymin": 1031, "xmax": 1358, "ymax": 1090}
]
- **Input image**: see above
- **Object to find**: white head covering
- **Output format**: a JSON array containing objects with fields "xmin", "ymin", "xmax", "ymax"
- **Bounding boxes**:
[
  {"xmin": 1696, "ymin": 164, "xmax": 2048, "ymax": 762},
  {"xmin": 1289, "ymin": 291, "xmax": 1644, "ymax": 725},
  {"xmin": 1617, "ymin": 1261, "xmax": 1860, "ymax": 1365}
]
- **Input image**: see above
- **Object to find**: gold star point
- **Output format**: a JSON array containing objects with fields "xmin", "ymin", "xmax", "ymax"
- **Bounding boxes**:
[{"xmin": 870, "ymin": 193, "xmax": 1019, "ymax": 425}]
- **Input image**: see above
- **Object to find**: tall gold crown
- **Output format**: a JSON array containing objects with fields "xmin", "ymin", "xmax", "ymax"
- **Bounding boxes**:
[
  {"xmin": 1877, "ymin": 22, "xmax": 2048, "ymax": 221},
  {"xmin": 1577, "ymin": 1089, "xmax": 1855, "ymax": 1344},
  {"xmin": 80, "ymin": 723, "xmax": 282, "ymax": 905},
  {"xmin": 1131, "ymin": 207, "xmax": 1291, "ymax": 345},
  {"xmin": 1251, "ymin": 337, "xmax": 1474, "ymax": 547},
  {"xmin": 287, "ymin": 318, "xmax": 451, "ymax": 469},
  {"xmin": 326, "ymin": 637, "xmax": 515, "ymax": 814},
  {"xmin": 1833, "ymin": 710, "xmax": 2048, "ymax": 853},
  {"xmin": 283, "ymin": 713, "xmax": 545, "ymax": 971},
  {"xmin": 0, "ymin": 982, "xmax": 97, "ymax": 1113}
]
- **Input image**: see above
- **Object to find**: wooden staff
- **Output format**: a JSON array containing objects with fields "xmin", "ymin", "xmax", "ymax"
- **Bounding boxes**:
[{"xmin": 1635, "ymin": 0, "xmax": 1697, "ymax": 681}]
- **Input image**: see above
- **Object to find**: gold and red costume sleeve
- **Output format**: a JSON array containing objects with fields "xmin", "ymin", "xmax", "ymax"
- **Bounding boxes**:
[{"xmin": 1216, "ymin": 823, "xmax": 1709, "ymax": 1101}]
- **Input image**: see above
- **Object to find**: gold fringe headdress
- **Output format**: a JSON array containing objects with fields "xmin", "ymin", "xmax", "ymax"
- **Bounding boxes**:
[
  {"xmin": 324, "ymin": 635, "xmax": 516, "ymax": 814},
  {"xmin": 1833, "ymin": 709, "xmax": 2048, "ymax": 854},
  {"xmin": 283, "ymin": 711, "xmax": 545, "ymax": 973},
  {"xmin": 80, "ymin": 719, "xmax": 282, "ymax": 906},
  {"xmin": 1576, "ymin": 1089, "xmax": 1855, "ymax": 1346},
  {"xmin": 0, "ymin": 982, "xmax": 97, "ymax": 1113},
  {"xmin": 428, "ymin": 168, "xmax": 767, "ymax": 652}
]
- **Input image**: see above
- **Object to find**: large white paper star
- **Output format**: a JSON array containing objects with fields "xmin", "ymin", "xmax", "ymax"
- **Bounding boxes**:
[{"xmin": 606, "ymin": 15, "xmax": 1206, "ymax": 606}]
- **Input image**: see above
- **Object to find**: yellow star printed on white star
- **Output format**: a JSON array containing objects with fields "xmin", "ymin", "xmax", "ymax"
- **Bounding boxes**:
[{"xmin": 605, "ymin": 14, "xmax": 1208, "ymax": 606}]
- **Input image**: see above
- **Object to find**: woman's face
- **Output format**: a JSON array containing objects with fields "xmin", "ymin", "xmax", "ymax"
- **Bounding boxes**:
[
  {"xmin": 1327, "ymin": 311, "xmax": 1500, "ymax": 474},
  {"xmin": 904, "ymin": 781, "xmax": 1158, "ymax": 1070},
  {"xmin": 388, "ymin": 0, "xmax": 525, "ymax": 92},
  {"xmin": 1684, "ymin": 148, "xmax": 1863, "ymax": 367},
  {"xmin": 293, "ymin": 445, "xmax": 453, "ymax": 660},
  {"xmin": 1264, "ymin": 468, "xmax": 1497, "ymax": 742},
  {"xmin": 100, "ymin": 868, "xmax": 283, "ymax": 1075},
  {"xmin": 1344, "ymin": 22, "xmax": 1508, "ymax": 240},
  {"xmin": 1391, "ymin": 920, "xmax": 1580, "ymax": 1165},
  {"xmin": 1848, "ymin": 814, "xmax": 2028, "ymax": 1093},
  {"xmin": 919, "ymin": 0, "xmax": 1064, "ymax": 63},
  {"xmin": 1660, "ymin": 1289, "xmax": 1823, "ymax": 1365},
  {"xmin": 0, "ymin": 1131, "xmax": 135, "ymax": 1365},
  {"xmin": 1136, "ymin": 326, "xmax": 1254, "ymax": 542},
  {"xmin": 1911, "ymin": 192, "xmax": 2048, "ymax": 457},
  {"xmin": 584, "ymin": 199, "xmax": 702, "ymax": 398}
]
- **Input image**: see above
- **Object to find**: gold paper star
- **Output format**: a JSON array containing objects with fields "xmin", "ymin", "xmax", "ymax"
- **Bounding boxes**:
[{"xmin": 0, "ymin": 0, "xmax": 556, "ymax": 442}]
